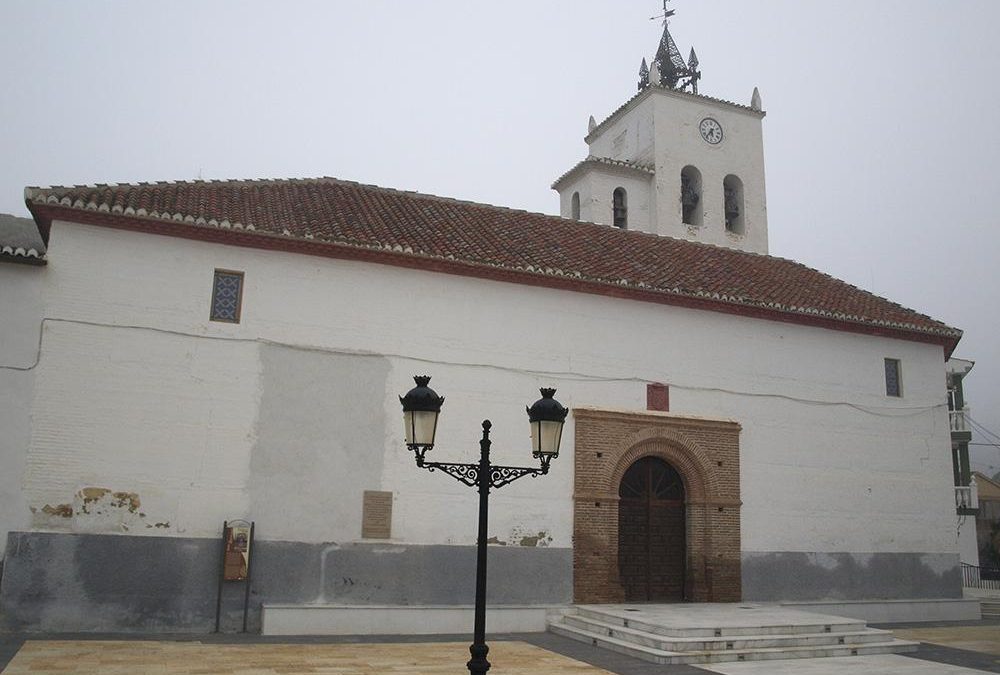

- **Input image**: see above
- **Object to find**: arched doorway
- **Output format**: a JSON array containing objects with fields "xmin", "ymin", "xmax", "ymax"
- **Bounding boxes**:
[{"xmin": 618, "ymin": 456, "xmax": 686, "ymax": 601}]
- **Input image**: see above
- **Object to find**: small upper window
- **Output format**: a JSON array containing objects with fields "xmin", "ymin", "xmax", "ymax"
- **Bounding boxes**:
[
  {"xmin": 571, "ymin": 192, "xmax": 581, "ymax": 220},
  {"xmin": 211, "ymin": 269, "xmax": 244, "ymax": 323},
  {"xmin": 612, "ymin": 188, "xmax": 628, "ymax": 229},
  {"xmin": 884, "ymin": 358, "xmax": 902, "ymax": 397}
]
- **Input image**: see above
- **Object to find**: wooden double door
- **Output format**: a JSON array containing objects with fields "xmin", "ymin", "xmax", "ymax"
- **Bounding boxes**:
[{"xmin": 618, "ymin": 456, "xmax": 686, "ymax": 602}]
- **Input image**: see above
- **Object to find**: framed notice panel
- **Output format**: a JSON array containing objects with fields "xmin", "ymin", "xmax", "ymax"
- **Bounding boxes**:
[
  {"xmin": 215, "ymin": 519, "xmax": 255, "ymax": 633},
  {"xmin": 223, "ymin": 521, "xmax": 252, "ymax": 581}
]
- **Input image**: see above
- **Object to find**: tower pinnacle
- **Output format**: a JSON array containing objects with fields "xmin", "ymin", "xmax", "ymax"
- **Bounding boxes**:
[{"xmin": 640, "ymin": 0, "xmax": 701, "ymax": 94}]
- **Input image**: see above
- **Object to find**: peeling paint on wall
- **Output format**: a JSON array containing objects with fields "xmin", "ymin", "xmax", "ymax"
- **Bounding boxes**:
[
  {"xmin": 30, "ymin": 487, "xmax": 154, "ymax": 533},
  {"xmin": 518, "ymin": 532, "xmax": 552, "ymax": 548},
  {"xmin": 485, "ymin": 531, "xmax": 552, "ymax": 547},
  {"xmin": 111, "ymin": 491, "xmax": 141, "ymax": 513},
  {"xmin": 41, "ymin": 504, "xmax": 72, "ymax": 518}
]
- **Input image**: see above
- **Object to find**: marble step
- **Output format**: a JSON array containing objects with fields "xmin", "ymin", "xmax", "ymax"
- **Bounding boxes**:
[
  {"xmin": 559, "ymin": 613, "xmax": 892, "ymax": 652},
  {"xmin": 549, "ymin": 619, "xmax": 919, "ymax": 665},
  {"xmin": 573, "ymin": 604, "xmax": 867, "ymax": 638}
]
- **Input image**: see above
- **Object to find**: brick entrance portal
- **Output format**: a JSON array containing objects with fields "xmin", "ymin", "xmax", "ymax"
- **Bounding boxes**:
[{"xmin": 572, "ymin": 408, "xmax": 742, "ymax": 603}]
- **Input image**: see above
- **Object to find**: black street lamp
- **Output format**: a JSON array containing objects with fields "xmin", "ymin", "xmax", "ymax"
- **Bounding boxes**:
[{"xmin": 399, "ymin": 376, "xmax": 568, "ymax": 675}]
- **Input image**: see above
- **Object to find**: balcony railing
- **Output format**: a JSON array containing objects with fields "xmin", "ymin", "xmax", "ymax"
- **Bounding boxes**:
[
  {"xmin": 956, "ymin": 478, "xmax": 979, "ymax": 510},
  {"xmin": 962, "ymin": 563, "xmax": 1000, "ymax": 590},
  {"xmin": 950, "ymin": 408, "xmax": 969, "ymax": 433}
]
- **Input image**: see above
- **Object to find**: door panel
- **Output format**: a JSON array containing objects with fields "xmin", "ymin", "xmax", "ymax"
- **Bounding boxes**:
[{"xmin": 618, "ymin": 456, "xmax": 686, "ymax": 602}]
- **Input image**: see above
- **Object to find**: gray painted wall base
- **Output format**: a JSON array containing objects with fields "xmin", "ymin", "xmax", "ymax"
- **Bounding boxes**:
[
  {"xmin": 780, "ymin": 599, "xmax": 981, "ymax": 623},
  {"xmin": 0, "ymin": 531, "xmax": 571, "ymax": 633},
  {"xmin": 261, "ymin": 604, "xmax": 557, "ymax": 635},
  {"xmin": 741, "ymin": 551, "xmax": 962, "ymax": 601},
  {"xmin": 0, "ymin": 531, "xmax": 969, "ymax": 633}
]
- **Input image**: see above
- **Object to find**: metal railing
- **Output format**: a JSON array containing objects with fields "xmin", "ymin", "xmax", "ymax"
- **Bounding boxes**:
[
  {"xmin": 950, "ymin": 408, "xmax": 969, "ymax": 432},
  {"xmin": 956, "ymin": 478, "xmax": 979, "ymax": 510},
  {"xmin": 962, "ymin": 562, "xmax": 1000, "ymax": 590}
]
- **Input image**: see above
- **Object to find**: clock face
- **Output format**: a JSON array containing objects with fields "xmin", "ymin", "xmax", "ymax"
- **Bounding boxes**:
[{"xmin": 699, "ymin": 117, "xmax": 723, "ymax": 144}]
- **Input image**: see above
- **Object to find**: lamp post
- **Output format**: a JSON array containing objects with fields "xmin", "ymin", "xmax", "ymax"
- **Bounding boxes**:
[{"xmin": 399, "ymin": 376, "xmax": 568, "ymax": 675}]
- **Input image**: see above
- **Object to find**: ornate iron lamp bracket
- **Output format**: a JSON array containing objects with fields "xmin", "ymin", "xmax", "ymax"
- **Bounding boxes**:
[{"xmin": 406, "ymin": 423, "xmax": 551, "ymax": 490}]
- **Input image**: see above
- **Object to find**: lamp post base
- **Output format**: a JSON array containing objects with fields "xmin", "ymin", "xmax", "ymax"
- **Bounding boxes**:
[{"xmin": 467, "ymin": 642, "xmax": 490, "ymax": 674}]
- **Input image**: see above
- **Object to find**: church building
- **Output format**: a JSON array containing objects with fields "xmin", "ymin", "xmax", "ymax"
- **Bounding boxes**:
[{"xmin": 0, "ymin": 9, "xmax": 974, "ymax": 633}]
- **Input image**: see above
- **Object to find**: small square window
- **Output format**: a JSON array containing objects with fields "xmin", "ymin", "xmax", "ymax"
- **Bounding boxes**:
[
  {"xmin": 210, "ymin": 270, "xmax": 244, "ymax": 323},
  {"xmin": 884, "ymin": 358, "xmax": 902, "ymax": 397}
]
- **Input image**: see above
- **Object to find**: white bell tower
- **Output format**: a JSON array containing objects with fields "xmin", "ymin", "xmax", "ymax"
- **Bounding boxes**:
[{"xmin": 552, "ymin": 2, "xmax": 769, "ymax": 255}]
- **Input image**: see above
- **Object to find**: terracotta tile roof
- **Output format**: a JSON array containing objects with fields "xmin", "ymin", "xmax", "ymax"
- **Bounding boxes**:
[
  {"xmin": 24, "ymin": 177, "xmax": 960, "ymax": 350},
  {"xmin": 0, "ymin": 213, "xmax": 46, "ymax": 265}
]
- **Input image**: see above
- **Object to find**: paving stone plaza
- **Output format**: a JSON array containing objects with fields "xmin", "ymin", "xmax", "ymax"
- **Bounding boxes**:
[{"xmin": 2, "ymin": 618, "xmax": 1000, "ymax": 674}]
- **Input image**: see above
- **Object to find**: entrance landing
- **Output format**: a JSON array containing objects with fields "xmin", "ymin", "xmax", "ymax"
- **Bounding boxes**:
[{"xmin": 549, "ymin": 603, "xmax": 918, "ymax": 665}]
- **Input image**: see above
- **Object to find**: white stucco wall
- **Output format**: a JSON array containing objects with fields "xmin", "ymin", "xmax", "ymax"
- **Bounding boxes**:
[
  {"xmin": 19, "ymin": 221, "xmax": 956, "ymax": 559},
  {"xmin": 958, "ymin": 514, "xmax": 979, "ymax": 565},
  {"xmin": 0, "ymin": 262, "xmax": 45, "ymax": 557},
  {"xmin": 560, "ymin": 89, "xmax": 769, "ymax": 254},
  {"xmin": 557, "ymin": 169, "xmax": 653, "ymax": 233}
]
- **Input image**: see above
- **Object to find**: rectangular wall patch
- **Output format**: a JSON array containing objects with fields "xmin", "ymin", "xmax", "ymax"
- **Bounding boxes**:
[
  {"xmin": 362, "ymin": 490, "xmax": 393, "ymax": 539},
  {"xmin": 647, "ymin": 383, "xmax": 669, "ymax": 412}
]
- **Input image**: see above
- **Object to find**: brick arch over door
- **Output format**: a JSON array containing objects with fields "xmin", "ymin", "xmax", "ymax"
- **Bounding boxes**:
[{"xmin": 572, "ymin": 408, "xmax": 742, "ymax": 603}]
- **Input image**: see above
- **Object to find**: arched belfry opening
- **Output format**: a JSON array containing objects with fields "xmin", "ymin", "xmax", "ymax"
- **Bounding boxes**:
[
  {"xmin": 572, "ymin": 409, "xmax": 742, "ymax": 604},
  {"xmin": 724, "ymin": 175, "xmax": 745, "ymax": 234},
  {"xmin": 618, "ymin": 456, "xmax": 686, "ymax": 602},
  {"xmin": 681, "ymin": 166, "xmax": 702, "ymax": 226}
]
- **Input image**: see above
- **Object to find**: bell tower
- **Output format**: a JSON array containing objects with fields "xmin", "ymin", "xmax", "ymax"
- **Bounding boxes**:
[{"xmin": 552, "ymin": 1, "xmax": 769, "ymax": 254}]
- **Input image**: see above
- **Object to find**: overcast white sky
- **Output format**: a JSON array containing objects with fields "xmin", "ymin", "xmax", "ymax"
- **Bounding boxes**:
[{"xmin": 2, "ymin": 1, "xmax": 998, "ymax": 469}]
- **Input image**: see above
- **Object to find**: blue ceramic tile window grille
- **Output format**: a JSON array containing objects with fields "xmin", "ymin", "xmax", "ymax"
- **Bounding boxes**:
[{"xmin": 211, "ymin": 270, "xmax": 244, "ymax": 323}]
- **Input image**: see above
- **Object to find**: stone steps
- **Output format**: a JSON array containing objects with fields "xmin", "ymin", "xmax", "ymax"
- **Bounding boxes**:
[
  {"xmin": 572, "ymin": 604, "xmax": 867, "ymax": 637},
  {"xmin": 548, "ymin": 605, "xmax": 919, "ymax": 665},
  {"xmin": 980, "ymin": 601, "xmax": 1000, "ymax": 619}
]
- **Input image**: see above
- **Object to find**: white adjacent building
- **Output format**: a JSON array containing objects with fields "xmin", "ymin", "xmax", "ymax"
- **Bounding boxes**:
[{"xmin": 0, "ymin": 17, "xmax": 975, "ymax": 632}]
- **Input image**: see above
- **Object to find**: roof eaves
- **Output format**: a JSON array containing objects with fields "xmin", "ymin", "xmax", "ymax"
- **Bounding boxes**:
[
  {"xmin": 551, "ymin": 156, "xmax": 656, "ymax": 190},
  {"xmin": 0, "ymin": 247, "xmax": 46, "ymax": 265}
]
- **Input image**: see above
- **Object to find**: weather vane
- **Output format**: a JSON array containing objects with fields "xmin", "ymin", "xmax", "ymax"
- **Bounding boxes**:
[{"xmin": 650, "ymin": 0, "xmax": 676, "ymax": 23}]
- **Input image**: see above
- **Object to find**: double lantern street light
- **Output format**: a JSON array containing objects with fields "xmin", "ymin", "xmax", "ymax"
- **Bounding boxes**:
[{"xmin": 400, "ymin": 376, "xmax": 569, "ymax": 675}]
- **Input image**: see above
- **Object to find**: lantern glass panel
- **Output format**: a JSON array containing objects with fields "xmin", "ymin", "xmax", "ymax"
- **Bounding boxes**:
[
  {"xmin": 532, "ymin": 419, "xmax": 564, "ymax": 457},
  {"xmin": 404, "ymin": 410, "xmax": 439, "ymax": 447}
]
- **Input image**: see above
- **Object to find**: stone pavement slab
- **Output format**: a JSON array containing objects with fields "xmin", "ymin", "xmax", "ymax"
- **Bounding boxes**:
[
  {"xmin": 894, "ymin": 626, "xmax": 1000, "ymax": 657},
  {"xmin": 695, "ymin": 653, "xmax": 993, "ymax": 674},
  {"xmin": 0, "ymin": 639, "xmax": 612, "ymax": 674}
]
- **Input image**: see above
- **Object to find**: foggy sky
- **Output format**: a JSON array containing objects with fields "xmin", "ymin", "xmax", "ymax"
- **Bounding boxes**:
[{"xmin": 2, "ymin": 1, "xmax": 998, "ymax": 469}]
